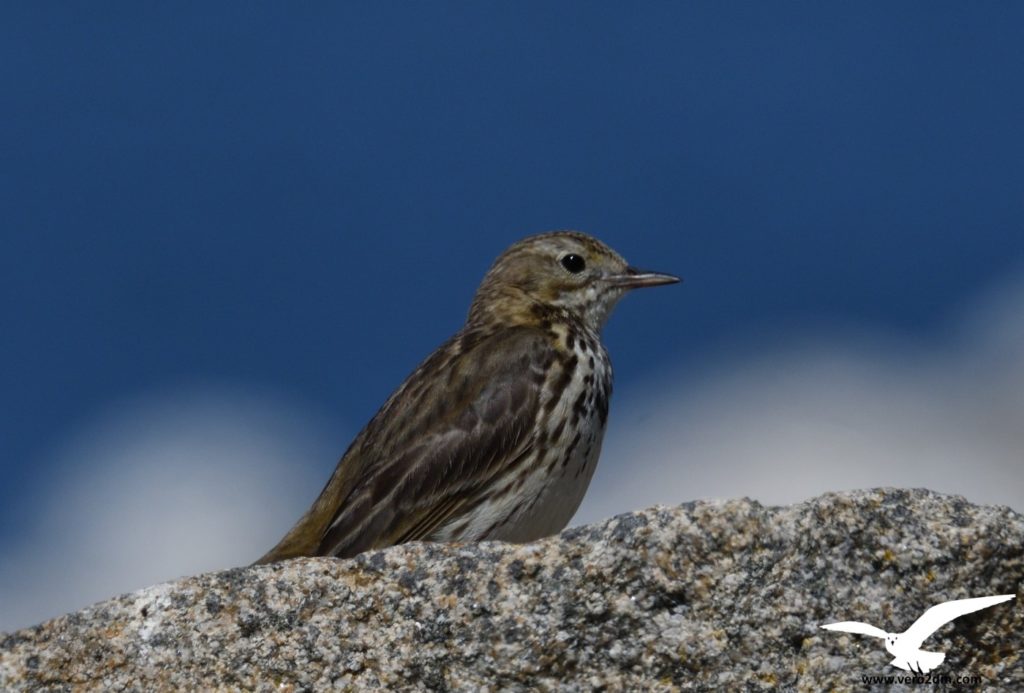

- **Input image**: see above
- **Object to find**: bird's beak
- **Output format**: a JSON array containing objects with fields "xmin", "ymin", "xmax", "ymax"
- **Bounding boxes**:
[{"xmin": 605, "ymin": 266, "xmax": 681, "ymax": 289}]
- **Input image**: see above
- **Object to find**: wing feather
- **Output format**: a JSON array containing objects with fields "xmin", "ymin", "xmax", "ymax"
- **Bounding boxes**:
[
  {"xmin": 255, "ymin": 325, "xmax": 552, "ymax": 563},
  {"xmin": 391, "ymin": 493, "xmax": 467, "ymax": 545},
  {"xmin": 820, "ymin": 621, "xmax": 888, "ymax": 638},
  {"xmin": 903, "ymin": 594, "xmax": 1015, "ymax": 648}
]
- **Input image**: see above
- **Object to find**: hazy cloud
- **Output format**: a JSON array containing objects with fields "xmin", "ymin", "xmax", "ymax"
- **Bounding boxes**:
[
  {"xmin": 577, "ymin": 276, "xmax": 1024, "ymax": 525},
  {"xmin": 0, "ymin": 386, "xmax": 338, "ymax": 632}
]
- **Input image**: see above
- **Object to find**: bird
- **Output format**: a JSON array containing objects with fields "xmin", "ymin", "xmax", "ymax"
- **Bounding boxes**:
[
  {"xmin": 255, "ymin": 231, "xmax": 679, "ymax": 563},
  {"xmin": 821, "ymin": 594, "xmax": 1015, "ymax": 674}
]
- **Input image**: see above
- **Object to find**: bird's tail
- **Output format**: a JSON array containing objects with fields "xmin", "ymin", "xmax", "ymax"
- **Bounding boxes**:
[{"xmin": 895, "ymin": 650, "xmax": 945, "ymax": 674}]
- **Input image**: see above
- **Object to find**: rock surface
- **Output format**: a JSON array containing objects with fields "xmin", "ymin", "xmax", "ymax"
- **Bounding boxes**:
[{"xmin": 1, "ymin": 489, "xmax": 1021, "ymax": 691}]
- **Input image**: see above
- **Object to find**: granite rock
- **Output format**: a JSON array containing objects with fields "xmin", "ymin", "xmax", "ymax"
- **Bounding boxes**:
[{"xmin": 1, "ymin": 488, "xmax": 1021, "ymax": 691}]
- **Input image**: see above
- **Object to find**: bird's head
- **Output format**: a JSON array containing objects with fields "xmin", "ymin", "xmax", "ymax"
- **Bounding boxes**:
[{"xmin": 468, "ymin": 231, "xmax": 679, "ymax": 331}]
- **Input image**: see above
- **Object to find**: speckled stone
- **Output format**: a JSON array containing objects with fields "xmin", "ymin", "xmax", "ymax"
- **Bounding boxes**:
[{"xmin": 1, "ymin": 489, "xmax": 1021, "ymax": 691}]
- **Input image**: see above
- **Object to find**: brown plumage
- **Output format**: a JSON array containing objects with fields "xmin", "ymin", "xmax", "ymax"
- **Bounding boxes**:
[{"xmin": 255, "ymin": 231, "xmax": 678, "ymax": 563}]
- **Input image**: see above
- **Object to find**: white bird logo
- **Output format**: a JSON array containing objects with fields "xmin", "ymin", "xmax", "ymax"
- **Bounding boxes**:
[{"xmin": 821, "ymin": 594, "xmax": 1015, "ymax": 674}]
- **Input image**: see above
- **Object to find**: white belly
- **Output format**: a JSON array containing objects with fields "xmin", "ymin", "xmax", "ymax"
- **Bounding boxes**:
[{"xmin": 495, "ymin": 421, "xmax": 606, "ymax": 542}]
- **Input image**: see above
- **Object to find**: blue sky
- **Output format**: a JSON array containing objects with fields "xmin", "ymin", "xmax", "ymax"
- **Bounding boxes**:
[{"xmin": 2, "ymin": 4, "xmax": 1023, "ymax": 629}]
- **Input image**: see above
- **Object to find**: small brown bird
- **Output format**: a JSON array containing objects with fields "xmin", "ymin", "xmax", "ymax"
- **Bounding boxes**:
[{"xmin": 256, "ymin": 231, "xmax": 678, "ymax": 563}]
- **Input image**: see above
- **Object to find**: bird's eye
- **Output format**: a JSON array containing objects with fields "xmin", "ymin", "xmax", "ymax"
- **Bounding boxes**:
[{"xmin": 560, "ymin": 254, "xmax": 586, "ymax": 274}]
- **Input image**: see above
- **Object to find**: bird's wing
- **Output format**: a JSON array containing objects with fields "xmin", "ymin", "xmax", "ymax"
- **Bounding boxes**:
[
  {"xmin": 389, "ymin": 442, "xmax": 539, "ymax": 546},
  {"xmin": 820, "ymin": 621, "xmax": 888, "ymax": 638},
  {"xmin": 256, "ymin": 325, "xmax": 557, "ymax": 563},
  {"xmin": 902, "ymin": 594, "xmax": 1015, "ymax": 648},
  {"xmin": 320, "ymin": 326, "xmax": 552, "ymax": 557}
]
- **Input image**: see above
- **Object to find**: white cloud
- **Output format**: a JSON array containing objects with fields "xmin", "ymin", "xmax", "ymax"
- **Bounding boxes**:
[
  {"xmin": 0, "ymin": 385, "xmax": 339, "ymax": 632},
  {"xmin": 576, "ymin": 275, "xmax": 1024, "ymax": 526}
]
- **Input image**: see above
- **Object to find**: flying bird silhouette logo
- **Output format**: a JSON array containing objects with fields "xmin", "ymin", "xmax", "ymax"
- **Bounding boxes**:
[{"xmin": 821, "ymin": 594, "xmax": 1015, "ymax": 674}]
